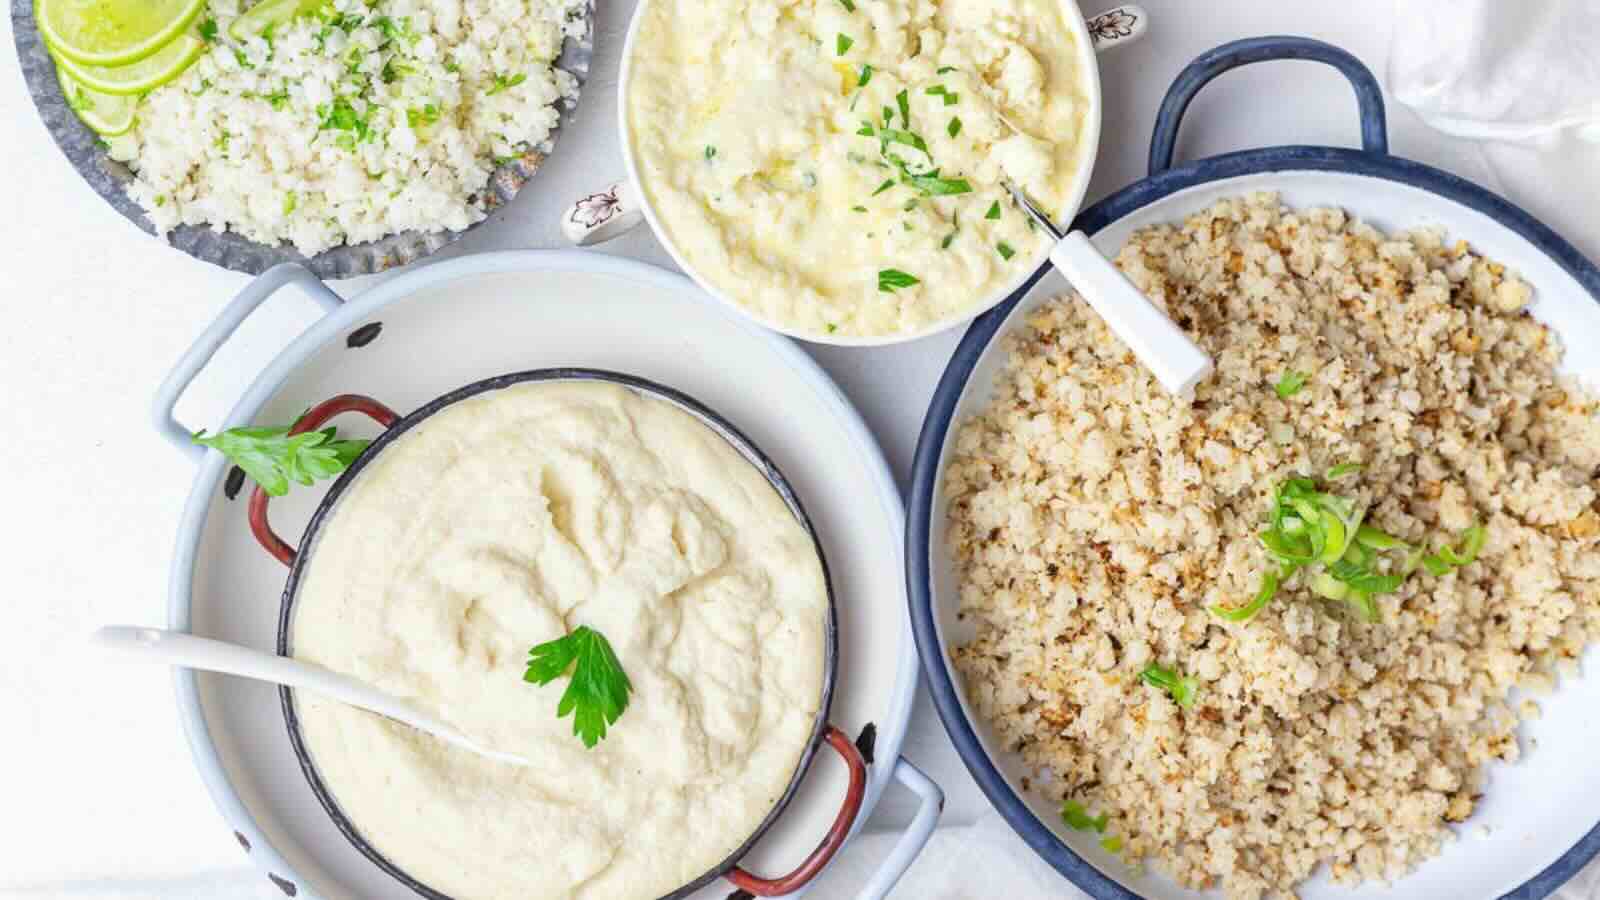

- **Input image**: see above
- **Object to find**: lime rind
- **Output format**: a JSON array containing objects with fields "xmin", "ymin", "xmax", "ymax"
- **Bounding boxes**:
[
  {"xmin": 36, "ymin": 0, "xmax": 208, "ymax": 68},
  {"xmin": 51, "ymin": 33, "xmax": 205, "ymax": 95},
  {"xmin": 55, "ymin": 63, "xmax": 137, "ymax": 135}
]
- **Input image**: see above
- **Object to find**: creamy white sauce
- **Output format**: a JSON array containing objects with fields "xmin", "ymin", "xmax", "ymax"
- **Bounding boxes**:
[
  {"xmin": 291, "ymin": 381, "xmax": 828, "ymax": 900},
  {"xmin": 627, "ymin": 0, "xmax": 1092, "ymax": 338}
]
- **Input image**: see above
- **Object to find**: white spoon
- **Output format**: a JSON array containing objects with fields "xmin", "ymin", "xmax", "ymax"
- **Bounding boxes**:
[
  {"xmin": 1002, "ymin": 179, "xmax": 1213, "ymax": 395},
  {"xmin": 92, "ymin": 626, "xmax": 531, "ymax": 767}
]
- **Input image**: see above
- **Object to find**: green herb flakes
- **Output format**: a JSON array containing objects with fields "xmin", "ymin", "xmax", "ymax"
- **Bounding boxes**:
[
  {"xmin": 704, "ymin": 145, "xmax": 717, "ymax": 160},
  {"xmin": 871, "ymin": 178, "xmax": 895, "ymax": 196},
  {"xmin": 1100, "ymin": 835, "xmax": 1124, "ymax": 853},
  {"xmin": 857, "ymin": 63, "xmax": 873, "ymax": 87},
  {"xmin": 837, "ymin": 0, "xmax": 854, "ymax": 10},
  {"xmin": 947, "ymin": 117, "xmax": 962, "ymax": 138},
  {"xmin": 996, "ymin": 241, "xmax": 1015, "ymax": 260},
  {"xmin": 486, "ymin": 72, "xmax": 526, "ymax": 95},
  {"xmin": 1275, "ymin": 369, "xmax": 1309, "ymax": 398},
  {"xmin": 878, "ymin": 268, "xmax": 919, "ymax": 292},
  {"xmin": 936, "ymin": 65, "xmax": 957, "ymax": 74},
  {"xmin": 282, "ymin": 191, "xmax": 297, "ymax": 215},
  {"xmin": 895, "ymin": 88, "xmax": 910, "ymax": 126},
  {"xmin": 198, "ymin": 17, "xmax": 218, "ymax": 41},
  {"xmin": 852, "ymin": 204, "xmax": 867, "ymax": 213},
  {"xmin": 836, "ymin": 33, "xmax": 853, "ymax": 55},
  {"xmin": 985, "ymin": 200, "xmax": 1001, "ymax": 220}
]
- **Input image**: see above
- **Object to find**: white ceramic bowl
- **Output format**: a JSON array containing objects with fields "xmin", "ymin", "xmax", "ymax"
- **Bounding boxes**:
[{"xmin": 560, "ymin": 2, "xmax": 1151, "ymax": 347}]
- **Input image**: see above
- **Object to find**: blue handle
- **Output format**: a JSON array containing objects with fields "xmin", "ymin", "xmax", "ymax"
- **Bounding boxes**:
[
  {"xmin": 151, "ymin": 263, "xmax": 343, "ymax": 461},
  {"xmin": 1149, "ymin": 36, "xmax": 1388, "ymax": 176}
]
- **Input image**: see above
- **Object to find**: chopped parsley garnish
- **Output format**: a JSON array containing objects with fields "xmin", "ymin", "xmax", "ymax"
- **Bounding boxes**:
[
  {"xmin": 1061, "ymin": 801, "xmax": 1108, "ymax": 833},
  {"xmin": 1275, "ymin": 369, "xmax": 1309, "ymax": 398},
  {"xmin": 895, "ymin": 88, "xmax": 910, "ymax": 126},
  {"xmin": 486, "ymin": 72, "xmax": 526, "ymax": 95},
  {"xmin": 947, "ymin": 116, "xmax": 962, "ymax": 137},
  {"xmin": 936, "ymin": 65, "xmax": 957, "ymax": 74},
  {"xmin": 264, "ymin": 87, "xmax": 290, "ymax": 109},
  {"xmin": 856, "ymin": 63, "xmax": 873, "ymax": 86},
  {"xmin": 444, "ymin": 60, "xmax": 460, "ymax": 73},
  {"xmin": 851, "ymin": 205, "xmax": 867, "ymax": 212},
  {"xmin": 837, "ymin": 0, "xmax": 854, "ymax": 10},
  {"xmin": 233, "ymin": 47, "xmax": 254, "ymax": 69},
  {"xmin": 836, "ymin": 33, "xmax": 853, "ymax": 55},
  {"xmin": 985, "ymin": 200, "xmax": 1001, "ymax": 219},
  {"xmin": 192, "ymin": 424, "xmax": 369, "ymax": 496},
  {"xmin": 871, "ymin": 178, "xmax": 895, "ymax": 196},
  {"xmin": 925, "ymin": 85, "xmax": 947, "ymax": 96},
  {"xmin": 877, "ymin": 268, "xmax": 919, "ymax": 292},
  {"xmin": 996, "ymin": 241, "xmax": 1015, "ymax": 260},
  {"xmin": 406, "ymin": 104, "xmax": 440, "ymax": 129},
  {"xmin": 902, "ymin": 198, "xmax": 918, "ymax": 211},
  {"xmin": 198, "ymin": 17, "xmax": 218, "ymax": 41},
  {"xmin": 941, "ymin": 232, "xmax": 956, "ymax": 249},
  {"xmin": 826, "ymin": 323, "xmax": 838, "ymax": 333},
  {"xmin": 524, "ymin": 625, "xmax": 633, "ymax": 748},
  {"xmin": 704, "ymin": 145, "xmax": 717, "ymax": 160},
  {"xmin": 924, "ymin": 85, "xmax": 958, "ymax": 105},
  {"xmin": 317, "ymin": 98, "xmax": 368, "ymax": 140},
  {"xmin": 282, "ymin": 191, "xmax": 297, "ymax": 215},
  {"xmin": 380, "ymin": 58, "xmax": 412, "ymax": 83},
  {"xmin": 856, "ymin": 122, "xmax": 875, "ymax": 137},
  {"xmin": 903, "ymin": 172, "xmax": 971, "ymax": 195},
  {"xmin": 1100, "ymin": 835, "xmax": 1124, "ymax": 853},
  {"xmin": 1139, "ymin": 663, "xmax": 1198, "ymax": 708}
]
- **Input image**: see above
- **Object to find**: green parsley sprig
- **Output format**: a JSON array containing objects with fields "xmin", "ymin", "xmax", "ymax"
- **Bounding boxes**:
[
  {"xmin": 192, "ymin": 424, "xmax": 369, "ymax": 497},
  {"xmin": 1138, "ymin": 663, "xmax": 1198, "ymax": 708},
  {"xmin": 524, "ymin": 625, "xmax": 633, "ymax": 748}
]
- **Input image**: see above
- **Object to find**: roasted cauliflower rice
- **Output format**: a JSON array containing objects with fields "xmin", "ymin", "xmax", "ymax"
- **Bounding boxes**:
[{"xmin": 946, "ymin": 193, "xmax": 1600, "ymax": 899}]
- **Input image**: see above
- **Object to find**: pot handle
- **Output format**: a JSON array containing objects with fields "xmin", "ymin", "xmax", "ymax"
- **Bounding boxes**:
[
  {"xmin": 153, "ymin": 263, "xmax": 345, "ymax": 462},
  {"xmin": 249, "ymin": 394, "xmax": 400, "ymax": 567},
  {"xmin": 1148, "ymin": 35, "xmax": 1389, "ymax": 176},
  {"xmin": 852, "ymin": 757, "xmax": 943, "ymax": 900},
  {"xmin": 726, "ymin": 725, "xmax": 869, "ymax": 896}
]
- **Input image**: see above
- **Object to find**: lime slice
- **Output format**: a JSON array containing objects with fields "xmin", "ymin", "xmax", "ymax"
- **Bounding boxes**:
[
  {"xmin": 36, "ymin": 0, "xmax": 207, "ymax": 67},
  {"xmin": 52, "ymin": 32, "xmax": 204, "ymax": 94},
  {"xmin": 56, "ymin": 63, "xmax": 137, "ymax": 135},
  {"xmin": 229, "ymin": 0, "xmax": 319, "ymax": 40}
]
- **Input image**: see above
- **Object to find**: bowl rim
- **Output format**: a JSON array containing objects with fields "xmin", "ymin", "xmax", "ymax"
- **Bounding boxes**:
[
  {"xmin": 273, "ymin": 367, "xmax": 841, "ymax": 900},
  {"xmin": 905, "ymin": 144, "xmax": 1600, "ymax": 900},
  {"xmin": 612, "ymin": 0, "xmax": 1105, "ymax": 347}
]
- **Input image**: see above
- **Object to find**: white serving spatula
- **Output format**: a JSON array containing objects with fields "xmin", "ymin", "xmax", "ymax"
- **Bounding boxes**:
[
  {"xmin": 1003, "ymin": 180, "xmax": 1213, "ymax": 395},
  {"xmin": 92, "ymin": 625, "xmax": 531, "ymax": 766}
]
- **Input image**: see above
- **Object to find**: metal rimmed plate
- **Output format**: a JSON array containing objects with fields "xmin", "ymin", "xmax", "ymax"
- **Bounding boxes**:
[
  {"xmin": 11, "ymin": 0, "xmax": 592, "ymax": 277},
  {"xmin": 908, "ymin": 37, "xmax": 1600, "ymax": 900}
]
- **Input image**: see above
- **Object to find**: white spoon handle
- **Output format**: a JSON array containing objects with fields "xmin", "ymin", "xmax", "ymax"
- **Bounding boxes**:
[
  {"xmin": 91, "ymin": 626, "xmax": 522, "ymax": 764},
  {"xmin": 1050, "ymin": 231, "xmax": 1213, "ymax": 396}
]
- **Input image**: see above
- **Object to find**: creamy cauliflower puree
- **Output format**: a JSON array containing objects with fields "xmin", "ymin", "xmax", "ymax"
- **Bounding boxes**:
[
  {"xmin": 627, "ymin": 0, "xmax": 1092, "ymax": 338},
  {"xmin": 290, "ymin": 381, "xmax": 829, "ymax": 900}
]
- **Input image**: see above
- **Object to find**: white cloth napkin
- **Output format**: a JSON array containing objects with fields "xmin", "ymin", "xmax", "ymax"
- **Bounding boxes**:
[{"xmin": 1387, "ymin": 0, "xmax": 1600, "ymax": 145}]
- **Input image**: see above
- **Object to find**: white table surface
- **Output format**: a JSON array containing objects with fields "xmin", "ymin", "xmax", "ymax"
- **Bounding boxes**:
[{"xmin": 4, "ymin": 1, "xmax": 1599, "ymax": 897}]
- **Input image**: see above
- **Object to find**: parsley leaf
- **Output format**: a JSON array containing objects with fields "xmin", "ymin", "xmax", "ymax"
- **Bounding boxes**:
[
  {"xmin": 857, "ymin": 63, "xmax": 873, "ymax": 86},
  {"xmin": 903, "ymin": 172, "xmax": 971, "ymax": 195},
  {"xmin": 192, "ymin": 424, "xmax": 369, "ymax": 497},
  {"xmin": 996, "ymin": 241, "xmax": 1015, "ymax": 260},
  {"xmin": 837, "ymin": 0, "xmax": 854, "ymax": 10},
  {"xmin": 936, "ymin": 65, "xmax": 957, "ymax": 74},
  {"xmin": 871, "ymin": 177, "xmax": 895, "ymax": 196},
  {"xmin": 985, "ymin": 200, "xmax": 1001, "ymax": 219},
  {"xmin": 947, "ymin": 116, "xmax": 962, "ymax": 137},
  {"xmin": 198, "ymin": 17, "xmax": 218, "ymax": 41},
  {"xmin": 1275, "ymin": 370, "xmax": 1309, "ymax": 398},
  {"xmin": 1139, "ymin": 663, "xmax": 1199, "ymax": 708},
  {"xmin": 836, "ymin": 33, "xmax": 853, "ymax": 55},
  {"xmin": 1061, "ymin": 800, "xmax": 1108, "ymax": 833},
  {"xmin": 524, "ymin": 625, "xmax": 633, "ymax": 748},
  {"xmin": 486, "ymin": 72, "xmax": 526, "ymax": 95},
  {"xmin": 895, "ymin": 88, "xmax": 910, "ymax": 126},
  {"xmin": 878, "ymin": 268, "xmax": 919, "ymax": 292},
  {"xmin": 704, "ymin": 145, "xmax": 717, "ymax": 160}
]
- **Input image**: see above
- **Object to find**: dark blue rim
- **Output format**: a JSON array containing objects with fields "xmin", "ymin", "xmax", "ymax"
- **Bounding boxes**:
[{"xmin": 906, "ymin": 36, "xmax": 1600, "ymax": 900}]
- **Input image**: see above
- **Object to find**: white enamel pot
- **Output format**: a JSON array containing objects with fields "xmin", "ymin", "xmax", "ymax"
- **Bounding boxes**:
[
  {"xmin": 558, "ymin": 2, "xmax": 1202, "ymax": 369},
  {"xmin": 150, "ymin": 251, "xmax": 942, "ymax": 900}
]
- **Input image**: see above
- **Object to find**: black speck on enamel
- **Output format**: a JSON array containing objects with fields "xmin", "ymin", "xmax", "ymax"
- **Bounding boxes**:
[
  {"xmin": 268, "ymin": 874, "xmax": 298, "ymax": 896},
  {"xmin": 725, "ymin": 891, "xmax": 754, "ymax": 900},
  {"xmin": 854, "ymin": 722, "xmax": 878, "ymax": 764},
  {"xmin": 346, "ymin": 322, "xmax": 383, "ymax": 348},
  {"xmin": 223, "ymin": 466, "xmax": 246, "ymax": 500},
  {"xmin": 234, "ymin": 831, "xmax": 251, "ymax": 852}
]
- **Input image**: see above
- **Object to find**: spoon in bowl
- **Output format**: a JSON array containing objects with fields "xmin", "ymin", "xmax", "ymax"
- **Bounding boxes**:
[
  {"xmin": 1001, "ymin": 178, "xmax": 1213, "ymax": 395},
  {"xmin": 92, "ymin": 625, "xmax": 532, "ymax": 767}
]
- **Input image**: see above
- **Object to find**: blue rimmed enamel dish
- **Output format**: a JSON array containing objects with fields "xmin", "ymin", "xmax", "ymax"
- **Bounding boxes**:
[{"xmin": 907, "ymin": 36, "xmax": 1600, "ymax": 900}]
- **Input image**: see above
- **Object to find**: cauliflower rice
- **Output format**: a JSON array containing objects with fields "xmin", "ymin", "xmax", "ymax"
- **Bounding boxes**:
[
  {"xmin": 105, "ymin": 0, "xmax": 585, "ymax": 254},
  {"xmin": 946, "ymin": 193, "xmax": 1600, "ymax": 898}
]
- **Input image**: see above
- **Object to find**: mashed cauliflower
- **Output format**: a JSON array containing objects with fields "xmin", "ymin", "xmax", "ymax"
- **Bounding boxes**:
[
  {"xmin": 107, "ymin": 0, "xmax": 586, "ymax": 254},
  {"xmin": 290, "ymin": 381, "xmax": 829, "ymax": 900},
  {"xmin": 627, "ymin": 0, "xmax": 1093, "ymax": 338}
]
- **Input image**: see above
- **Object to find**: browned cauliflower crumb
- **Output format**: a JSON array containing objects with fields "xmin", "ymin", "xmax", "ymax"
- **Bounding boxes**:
[{"xmin": 945, "ymin": 193, "xmax": 1600, "ymax": 900}]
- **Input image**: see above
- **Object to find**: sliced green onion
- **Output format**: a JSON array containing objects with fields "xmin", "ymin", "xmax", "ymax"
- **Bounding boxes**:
[
  {"xmin": 1138, "ymin": 663, "xmax": 1198, "ymax": 708},
  {"xmin": 1061, "ymin": 800, "xmax": 1109, "ymax": 833},
  {"xmin": 1211, "ymin": 569, "xmax": 1279, "ymax": 622},
  {"xmin": 1421, "ymin": 554, "xmax": 1452, "ymax": 577},
  {"xmin": 1347, "ymin": 590, "xmax": 1381, "ymax": 623},
  {"xmin": 1439, "ymin": 522, "xmax": 1486, "ymax": 567},
  {"xmin": 1326, "ymin": 462, "xmax": 1363, "ymax": 480},
  {"xmin": 1356, "ymin": 524, "xmax": 1407, "ymax": 551},
  {"xmin": 1310, "ymin": 571, "xmax": 1348, "ymax": 601}
]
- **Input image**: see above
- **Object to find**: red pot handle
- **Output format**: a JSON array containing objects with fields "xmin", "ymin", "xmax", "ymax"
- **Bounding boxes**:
[
  {"xmin": 248, "ymin": 394, "xmax": 399, "ymax": 567},
  {"xmin": 726, "ymin": 724, "xmax": 868, "ymax": 896}
]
